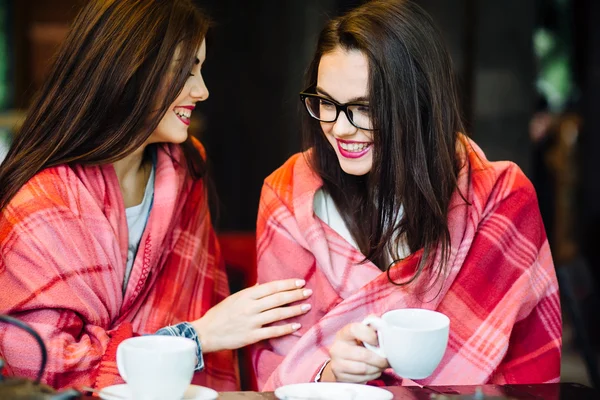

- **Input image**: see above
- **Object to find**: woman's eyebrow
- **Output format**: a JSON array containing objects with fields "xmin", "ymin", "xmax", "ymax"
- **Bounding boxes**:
[{"xmin": 316, "ymin": 86, "xmax": 368, "ymax": 103}]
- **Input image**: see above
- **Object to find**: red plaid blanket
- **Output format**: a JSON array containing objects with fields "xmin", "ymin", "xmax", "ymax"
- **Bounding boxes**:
[
  {"xmin": 0, "ymin": 140, "xmax": 239, "ymax": 391},
  {"xmin": 252, "ymin": 137, "xmax": 561, "ymax": 390}
]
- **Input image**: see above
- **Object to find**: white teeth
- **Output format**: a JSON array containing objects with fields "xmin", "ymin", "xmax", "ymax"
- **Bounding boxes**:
[
  {"xmin": 339, "ymin": 141, "xmax": 370, "ymax": 152},
  {"xmin": 174, "ymin": 108, "xmax": 191, "ymax": 119}
]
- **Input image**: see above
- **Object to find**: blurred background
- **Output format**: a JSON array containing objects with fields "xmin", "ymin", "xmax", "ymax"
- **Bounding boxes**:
[{"xmin": 1, "ymin": 0, "xmax": 599, "ymax": 388}]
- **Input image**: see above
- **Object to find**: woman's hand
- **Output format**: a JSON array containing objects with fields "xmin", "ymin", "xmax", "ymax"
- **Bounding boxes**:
[
  {"xmin": 320, "ymin": 322, "xmax": 389, "ymax": 383},
  {"xmin": 191, "ymin": 279, "xmax": 312, "ymax": 353}
]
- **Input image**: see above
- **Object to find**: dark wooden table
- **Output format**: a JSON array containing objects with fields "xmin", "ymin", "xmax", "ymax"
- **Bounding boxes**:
[
  {"xmin": 212, "ymin": 383, "xmax": 598, "ymax": 399},
  {"xmin": 81, "ymin": 382, "xmax": 597, "ymax": 399}
]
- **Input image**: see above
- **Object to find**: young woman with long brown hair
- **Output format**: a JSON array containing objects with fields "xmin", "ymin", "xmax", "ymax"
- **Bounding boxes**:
[
  {"xmin": 0, "ymin": 0, "xmax": 312, "ymax": 391},
  {"xmin": 253, "ymin": 0, "xmax": 561, "ymax": 390}
]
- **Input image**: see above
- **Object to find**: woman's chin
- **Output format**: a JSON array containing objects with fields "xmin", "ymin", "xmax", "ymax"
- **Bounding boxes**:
[
  {"xmin": 338, "ymin": 160, "xmax": 372, "ymax": 176},
  {"xmin": 150, "ymin": 132, "xmax": 189, "ymax": 145}
]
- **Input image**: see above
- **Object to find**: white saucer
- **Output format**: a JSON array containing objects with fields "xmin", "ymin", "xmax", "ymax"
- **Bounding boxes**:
[
  {"xmin": 274, "ymin": 382, "xmax": 393, "ymax": 400},
  {"xmin": 99, "ymin": 383, "xmax": 218, "ymax": 400}
]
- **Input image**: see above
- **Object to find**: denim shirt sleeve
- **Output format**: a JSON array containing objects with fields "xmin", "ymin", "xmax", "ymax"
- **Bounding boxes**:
[{"xmin": 155, "ymin": 322, "xmax": 204, "ymax": 371}]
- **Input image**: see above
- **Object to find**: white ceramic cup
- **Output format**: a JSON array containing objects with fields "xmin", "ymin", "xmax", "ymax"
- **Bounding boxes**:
[
  {"xmin": 362, "ymin": 308, "xmax": 450, "ymax": 379},
  {"xmin": 116, "ymin": 335, "xmax": 196, "ymax": 400}
]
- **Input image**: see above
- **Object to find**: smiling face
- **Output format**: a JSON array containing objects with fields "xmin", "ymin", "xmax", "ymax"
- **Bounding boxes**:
[
  {"xmin": 147, "ymin": 39, "xmax": 209, "ymax": 145},
  {"xmin": 317, "ymin": 46, "xmax": 373, "ymax": 176}
]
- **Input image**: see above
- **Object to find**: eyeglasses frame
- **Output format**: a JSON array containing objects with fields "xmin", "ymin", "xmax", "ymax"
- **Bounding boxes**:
[{"xmin": 299, "ymin": 89, "xmax": 375, "ymax": 131}]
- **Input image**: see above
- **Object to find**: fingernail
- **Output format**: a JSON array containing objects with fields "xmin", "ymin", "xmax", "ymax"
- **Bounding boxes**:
[
  {"xmin": 296, "ymin": 279, "xmax": 306, "ymax": 287},
  {"xmin": 301, "ymin": 304, "xmax": 311, "ymax": 311},
  {"xmin": 303, "ymin": 289, "xmax": 313, "ymax": 297},
  {"xmin": 292, "ymin": 323, "xmax": 301, "ymax": 330}
]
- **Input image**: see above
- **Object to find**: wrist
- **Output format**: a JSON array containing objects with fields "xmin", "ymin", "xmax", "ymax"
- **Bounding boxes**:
[
  {"xmin": 319, "ymin": 361, "xmax": 337, "ymax": 382},
  {"xmin": 314, "ymin": 359, "xmax": 331, "ymax": 382},
  {"xmin": 191, "ymin": 318, "xmax": 215, "ymax": 353}
]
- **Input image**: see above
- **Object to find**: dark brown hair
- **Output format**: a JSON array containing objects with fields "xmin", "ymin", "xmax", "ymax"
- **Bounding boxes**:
[
  {"xmin": 303, "ymin": 0, "xmax": 465, "ymax": 286},
  {"xmin": 0, "ymin": 0, "xmax": 210, "ymax": 210}
]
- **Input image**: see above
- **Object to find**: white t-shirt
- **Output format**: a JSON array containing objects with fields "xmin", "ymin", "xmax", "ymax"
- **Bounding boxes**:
[
  {"xmin": 313, "ymin": 188, "xmax": 359, "ymax": 249},
  {"xmin": 313, "ymin": 188, "xmax": 410, "ymax": 265},
  {"xmin": 123, "ymin": 162, "xmax": 155, "ymax": 292}
]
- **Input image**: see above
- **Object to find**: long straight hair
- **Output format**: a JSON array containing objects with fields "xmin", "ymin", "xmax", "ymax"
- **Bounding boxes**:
[
  {"xmin": 0, "ymin": 0, "xmax": 210, "ymax": 211},
  {"xmin": 304, "ymin": 0, "xmax": 465, "ymax": 286}
]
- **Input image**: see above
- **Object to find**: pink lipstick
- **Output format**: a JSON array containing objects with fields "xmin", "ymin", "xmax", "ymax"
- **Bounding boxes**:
[{"xmin": 336, "ymin": 138, "xmax": 373, "ymax": 159}]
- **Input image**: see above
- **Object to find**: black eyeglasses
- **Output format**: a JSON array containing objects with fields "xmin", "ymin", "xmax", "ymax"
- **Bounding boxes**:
[{"xmin": 299, "ymin": 89, "xmax": 374, "ymax": 131}]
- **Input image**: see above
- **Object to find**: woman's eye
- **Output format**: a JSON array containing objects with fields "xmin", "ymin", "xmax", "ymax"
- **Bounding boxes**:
[{"xmin": 320, "ymin": 100, "xmax": 335, "ymax": 109}]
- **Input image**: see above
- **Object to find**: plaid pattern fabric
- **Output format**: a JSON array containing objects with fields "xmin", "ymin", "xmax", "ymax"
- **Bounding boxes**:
[
  {"xmin": 155, "ymin": 322, "xmax": 204, "ymax": 371},
  {"xmin": 0, "ymin": 140, "xmax": 239, "ymax": 391},
  {"xmin": 252, "ymin": 136, "xmax": 561, "ymax": 390}
]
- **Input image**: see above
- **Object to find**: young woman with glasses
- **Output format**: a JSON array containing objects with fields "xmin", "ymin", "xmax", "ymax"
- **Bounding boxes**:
[{"xmin": 252, "ymin": 0, "xmax": 561, "ymax": 390}]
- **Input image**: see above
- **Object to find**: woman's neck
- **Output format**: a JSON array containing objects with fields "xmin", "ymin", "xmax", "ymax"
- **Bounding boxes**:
[{"xmin": 113, "ymin": 145, "xmax": 152, "ymax": 208}]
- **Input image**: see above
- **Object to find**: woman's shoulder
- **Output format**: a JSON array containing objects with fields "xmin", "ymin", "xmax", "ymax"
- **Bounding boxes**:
[
  {"xmin": 264, "ymin": 152, "xmax": 304, "ymax": 187},
  {"xmin": 260, "ymin": 153, "xmax": 304, "ymax": 211},
  {"xmin": 261, "ymin": 150, "xmax": 321, "ymax": 205},
  {"xmin": 0, "ymin": 165, "xmax": 85, "ymax": 237},
  {"xmin": 6, "ymin": 165, "xmax": 78, "ymax": 211},
  {"xmin": 461, "ymin": 136, "xmax": 536, "ymax": 204}
]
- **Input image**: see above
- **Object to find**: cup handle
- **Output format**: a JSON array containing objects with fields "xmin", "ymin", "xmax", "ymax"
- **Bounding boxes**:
[
  {"xmin": 116, "ymin": 343, "xmax": 128, "ymax": 383},
  {"xmin": 361, "ymin": 316, "xmax": 387, "ymax": 359}
]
